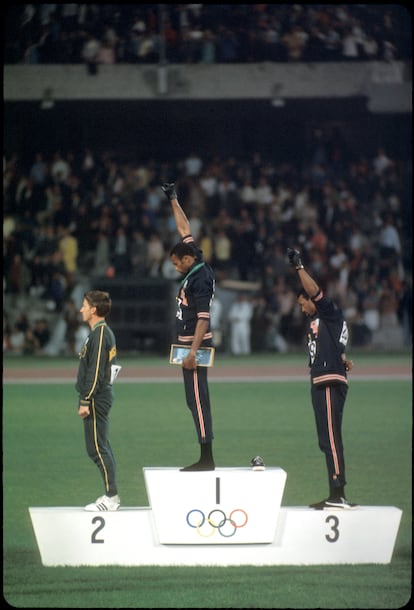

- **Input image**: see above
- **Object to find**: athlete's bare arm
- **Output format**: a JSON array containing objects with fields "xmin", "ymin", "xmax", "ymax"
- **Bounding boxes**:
[
  {"xmin": 296, "ymin": 268, "xmax": 320, "ymax": 299},
  {"xmin": 170, "ymin": 196, "xmax": 191, "ymax": 238},
  {"xmin": 182, "ymin": 319, "xmax": 209, "ymax": 370},
  {"xmin": 161, "ymin": 183, "xmax": 191, "ymax": 237}
]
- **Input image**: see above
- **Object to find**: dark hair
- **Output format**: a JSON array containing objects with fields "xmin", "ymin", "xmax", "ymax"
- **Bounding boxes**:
[
  {"xmin": 84, "ymin": 290, "xmax": 111, "ymax": 317},
  {"xmin": 297, "ymin": 288, "xmax": 310, "ymax": 300},
  {"xmin": 169, "ymin": 242, "xmax": 197, "ymax": 259}
]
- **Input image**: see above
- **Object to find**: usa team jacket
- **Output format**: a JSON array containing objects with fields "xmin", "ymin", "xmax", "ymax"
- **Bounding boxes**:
[
  {"xmin": 76, "ymin": 320, "xmax": 117, "ymax": 407},
  {"xmin": 175, "ymin": 235, "xmax": 215, "ymax": 347},
  {"xmin": 306, "ymin": 290, "xmax": 349, "ymax": 387}
]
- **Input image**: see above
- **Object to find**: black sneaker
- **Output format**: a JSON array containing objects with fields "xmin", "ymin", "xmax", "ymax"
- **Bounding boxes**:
[
  {"xmin": 180, "ymin": 460, "xmax": 215, "ymax": 472},
  {"xmin": 324, "ymin": 497, "xmax": 359, "ymax": 510},
  {"xmin": 250, "ymin": 456, "xmax": 265, "ymax": 471},
  {"xmin": 309, "ymin": 497, "xmax": 359, "ymax": 510},
  {"xmin": 309, "ymin": 499, "xmax": 328, "ymax": 510}
]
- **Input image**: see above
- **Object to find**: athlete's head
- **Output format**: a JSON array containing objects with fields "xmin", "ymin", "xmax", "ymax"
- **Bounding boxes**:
[
  {"xmin": 82, "ymin": 290, "xmax": 112, "ymax": 318},
  {"xmin": 297, "ymin": 289, "xmax": 317, "ymax": 317},
  {"xmin": 169, "ymin": 242, "xmax": 197, "ymax": 274}
]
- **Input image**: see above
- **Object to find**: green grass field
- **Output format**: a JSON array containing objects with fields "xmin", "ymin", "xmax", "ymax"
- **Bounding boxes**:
[{"xmin": 3, "ymin": 354, "xmax": 412, "ymax": 608}]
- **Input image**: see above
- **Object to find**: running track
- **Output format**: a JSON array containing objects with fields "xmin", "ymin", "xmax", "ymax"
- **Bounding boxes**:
[{"xmin": 3, "ymin": 362, "xmax": 411, "ymax": 384}]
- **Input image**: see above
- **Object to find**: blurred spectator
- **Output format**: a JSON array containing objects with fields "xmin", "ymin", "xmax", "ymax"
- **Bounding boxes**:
[
  {"xmin": 146, "ymin": 231, "xmax": 165, "ymax": 276},
  {"xmin": 32, "ymin": 318, "xmax": 51, "ymax": 351},
  {"xmin": 201, "ymin": 29, "xmax": 216, "ymax": 63},
  {"xmin": 213, "ymin": 227, "xmax": 232, "ymax": 279},
  {"xmin": 378, "ymin": 213, "xmax": 403, "ymax": 280},
  {"xmin": 130, "ymin": 229, "xmax": 148, "ymax": 276},
  {"xmin": 398, "ymin": 277, "xmax": 413, "ymax": 347},
  {"xmin": 373, "ymin": 147, "xmax": 394, "ymax": 177},
  {"xmin": 281, "ymin": 24, "xmax": 308, "ymax": 61},
  {"xmin": 215, "ymin": 26, "xmax": 239, "ymax": 62},
  {"xmin": 263, "ymin": 285, "xmax": 288, "ymax": 353},
  {"xmin": 341, "ymin": 27, "xmax": 360, "ymax": 60},
  {"xmin": 362, "ymin": 35, "xmax": 379, "ymax": 60},
  {"xmin": 96, "ymin": 42, "xmax": 115, "ymax": 65},
  {"xmin": 58, "ymin": 225, "xmax": 79, "ymax": 289},
  {"xmin": 250, "ymin": 294, "xmax": 269, "ymax": 352},
  {"xmin": 199, "ymin": 166, "xmax": 220, "ymax": 218},
  {"xmin": 210, "ymin": 293, "xmax": 223, "ymax": 350},
  {"xmin": 273, "ymin": 277, "xmax": 297, "ymax": 345},
  {"xmin": 9, "ymin": 323, "xmax": 25, "ymax": 354},
  {"xmin": 44, "ymin": 251, "xmax": 67, "ymax": 311},
  {"xmin": 92, "ymin": 232, "xmax": 111, "ymax": 277},
  {"xmin": 3, "ymin": 310, "xmax": 12, "ymax": 353},
  {"xmin": 373, "ymin": 285, "xmax": 404, "ymax": 349},
  {"xmin": 50, "ymin": 151, "xmax": 71, "ymax": 184},
  {"xmin": 80, "ymin": 148, "xmax": 96, "ymax": 186},
  {"xmin": 82, "ymin": 31, "xmax": 101, "ymax": 74},
  {"xmin": 361, "ymin": 286, "xmax": 381, "ymax": 334},
  {"xmin": 231, "ymin": 210, "xmax": 257, "ymax": 281},
  {"xmin": 255, "ymin": 176, "xmax": 274, "ymax": 207},
  {"xmin": 183, "ymin": 152, "xmax": 203, "ymax": 177},
  {"xmin": 199, "ymin": 228, "xmax": 214, "ymax": 264},
  {"xmin": 240, "ymin": 178, "xmax": 257, "ymax": 207},
  {"xmin": 23, "ymin": 326, "xmax": 40, "ymax": 355},
  {"xmin": 30, "ymin": 152, "xmax": 48, "ymax": 185},
  {"xmin": 228, "ymin": 292, "xmax": 254, "ymax": 355},
  {"xmin": 5, "ymin": 253, "xmax": 31, "ymax": 298},
  {"xmin": 63, "ymin": 298, "xmax": 81, "ymax": 355},
  {"xmin": 113, "ymin": 226, "xmax": 130, "ymax": 275}
]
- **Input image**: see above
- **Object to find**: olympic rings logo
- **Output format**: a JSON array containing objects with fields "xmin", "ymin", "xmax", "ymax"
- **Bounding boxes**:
[{"xmin": 186, "ymin": 508, "xmax": 248, "ymax": 537}]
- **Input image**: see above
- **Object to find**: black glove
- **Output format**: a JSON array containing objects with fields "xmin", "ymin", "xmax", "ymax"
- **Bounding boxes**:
[
  {"xmin": 161, "ymin": 183, "xmax": 177, "ymax": 200},
  {"xmin": 287, "ymin": 248, "xmax": 304, "ymax": 269}
]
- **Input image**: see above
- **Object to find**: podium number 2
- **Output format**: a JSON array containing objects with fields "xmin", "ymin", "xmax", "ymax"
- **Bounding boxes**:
[
  {"xmin": 325, "ymin": 515, "xmax": 340, "ymax": 543},
  {"xmin": 91, "ymin": 516, "xmax": 105, "ymax": 543}
]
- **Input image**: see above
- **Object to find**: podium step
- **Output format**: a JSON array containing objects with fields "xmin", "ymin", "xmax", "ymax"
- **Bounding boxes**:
[
  {"xmin": 28, "ymin": 505, "xmax": 402, "ymax": 566},
  {"xmin": 29, "ymin": 467, "xmax": 402, "ymax": 566}
]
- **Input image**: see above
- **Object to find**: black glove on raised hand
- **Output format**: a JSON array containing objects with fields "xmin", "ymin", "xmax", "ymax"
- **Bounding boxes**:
[
  {"xmin": 161, "ymin": 183, "xmax": 177, "ymax": 200},
  {"xmin": 287, "ymin": 248, "xmax": 304, "ymax": 270}
]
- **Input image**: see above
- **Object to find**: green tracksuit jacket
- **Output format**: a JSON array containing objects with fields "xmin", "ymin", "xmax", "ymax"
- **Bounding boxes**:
[{"xmin": 76, "ymin": 320, "xmax": 117, "ymax": 408}]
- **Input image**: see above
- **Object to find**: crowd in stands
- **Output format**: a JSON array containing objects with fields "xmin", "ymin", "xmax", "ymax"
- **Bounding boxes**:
[
  {"xmin": 3, "ymin": 129, "xmax": 412, "ymax": 355},
  {"xmin": 5, "ymin": 4, "xmax": 411, "ymax": 66}
]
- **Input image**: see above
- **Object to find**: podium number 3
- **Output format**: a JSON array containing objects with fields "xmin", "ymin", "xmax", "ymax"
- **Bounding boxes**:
[
  {"xmin": 91, "ymin": 516, "xmax": 105, "ymax": 543},
  {"xmin": 325, "ymin": 515, "xmax": 340, "ymax": 543}
]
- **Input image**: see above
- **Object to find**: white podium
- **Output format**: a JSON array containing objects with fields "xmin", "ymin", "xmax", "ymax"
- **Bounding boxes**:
[{"xmin": 29, "ymin": 467, "xmax": 402, "ymax": 566}]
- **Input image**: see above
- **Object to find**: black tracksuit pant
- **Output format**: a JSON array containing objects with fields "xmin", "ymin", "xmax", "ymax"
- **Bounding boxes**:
[{"xmin": 311, "ymin": 383, "xmax": 348, "ymax": 493}]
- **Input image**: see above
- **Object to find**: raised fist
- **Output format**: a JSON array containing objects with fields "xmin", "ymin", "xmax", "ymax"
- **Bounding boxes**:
[
  {"xmin": 161, "ymin": 183, "xmax": 177, "ymax": 200},
  {"xmin": 287, "ymin": 248, "xmax": 304, "ymax": 269}
]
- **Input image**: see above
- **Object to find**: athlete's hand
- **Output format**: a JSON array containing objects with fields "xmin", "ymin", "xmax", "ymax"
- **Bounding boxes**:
[
  {"xmin": 287, "ymin": 248, "xmax": 304, "ymax": 269},
  {"xmin": 343, "ymin": 359, "xmax": 353, "ymax": 372},
  {"xmin": 78, "ymin": 405, "xmax": 90, "ymax": 419},
  {"xmin": 182, "ymin": 353, "xmax": 197, "ymax": 370},
  {"xmin": 161, "ymin": 183, "xmax": 178, "ymax": 200}
]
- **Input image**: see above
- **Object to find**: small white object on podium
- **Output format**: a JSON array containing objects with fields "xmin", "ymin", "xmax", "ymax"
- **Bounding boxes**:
[{"xmin": 29, "ymin": 467, "xmax": 402, "ymax": 566}]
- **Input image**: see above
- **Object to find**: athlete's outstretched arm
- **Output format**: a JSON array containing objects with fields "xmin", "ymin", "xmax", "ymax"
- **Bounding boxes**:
[
  {"xmin": 296, "ymin": 267, "xmax": 320, "ymax": 298},
  {"xmin": 287, "ymin": 248, "xmax": 320, "ymax": 298},
  {"xmin": 161, "ymin": 182, "xmax": 190, "ymax": 237}
]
